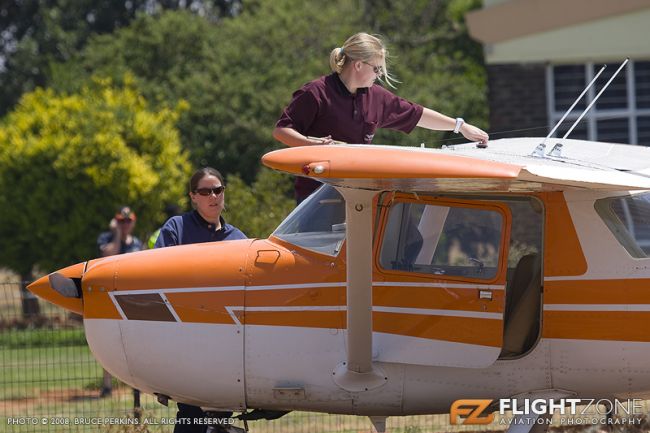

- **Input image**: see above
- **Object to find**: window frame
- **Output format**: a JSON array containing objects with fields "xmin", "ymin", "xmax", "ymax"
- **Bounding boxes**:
[
  {"xmin": 594, "ymin": 192, "xmax": 650, "ymax": 259},
  {"xmin": 546, "ymin": 60, "xmax": 650, "ymax": 145},
  {"xmin": 270, "ymin": 185, "xmax": 348, "ymax": 258},
  {"xmin": 375, "ymin": 194, "xmax": 512, "ymax": 285}
]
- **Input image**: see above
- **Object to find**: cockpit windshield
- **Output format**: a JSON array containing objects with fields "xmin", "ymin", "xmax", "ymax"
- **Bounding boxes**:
[{"xmin": 272, "ymin": 185, "xmax": 346, "ymax": 256}]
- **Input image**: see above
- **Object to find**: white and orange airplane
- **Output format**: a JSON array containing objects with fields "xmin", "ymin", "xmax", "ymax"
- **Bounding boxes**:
[
  {"xmin": 28, "ymin": 135, "xmax": 650, "ymax": 433},
  {"xmin": 27, "ymin": 60, "xmax": 650, "ymax": 433}
]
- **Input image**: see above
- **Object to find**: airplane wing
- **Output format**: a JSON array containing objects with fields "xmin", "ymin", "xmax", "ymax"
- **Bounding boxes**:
[{"xmin": 262, "ymin": 137, "xmax": 650, "ymax": 192}]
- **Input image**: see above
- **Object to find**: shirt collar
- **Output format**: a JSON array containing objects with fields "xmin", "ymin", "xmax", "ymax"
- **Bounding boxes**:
[
  {"xmin": 331, "ymin": 73, "xmax": 368, "ymax": 97},
  {"xmin": 192, "ymin": 210, "xmax": 227, "ymax": 232}
]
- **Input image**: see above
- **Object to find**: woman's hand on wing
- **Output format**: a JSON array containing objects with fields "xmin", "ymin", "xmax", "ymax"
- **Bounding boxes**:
[
  {"xmin": 306, "ymin": 135, "xmax": 333, "ymax": 145},
  {"xmin": 460, "ymin": 123, "xmax": 489, "ymax": 145}
]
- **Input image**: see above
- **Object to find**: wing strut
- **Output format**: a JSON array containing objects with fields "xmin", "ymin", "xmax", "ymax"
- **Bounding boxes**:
[{"xmin": 332, "ymin": 187, "xmax": 387, "ymax": 392}]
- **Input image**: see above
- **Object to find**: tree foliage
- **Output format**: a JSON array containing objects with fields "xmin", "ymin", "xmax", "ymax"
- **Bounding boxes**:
[
  {"xmin": 54, "ymin": 1, "xmax": 361, "ymax": 181},
  {"xmin": 225, "ymin": 168, "xmax": 294, "ymax": 238},
  {"xmin": 0, "ymin": 78, "xmax": 190, "ymax": 275},
  {"xmin": 0, "ymin": 0, "xmax": 242, "ymax": 115}
]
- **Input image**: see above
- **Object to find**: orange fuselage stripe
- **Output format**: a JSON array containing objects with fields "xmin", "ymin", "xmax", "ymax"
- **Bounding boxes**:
[
  {"xmin": 543, "ymin": 311, "xmax": 650, "ymax": 342},
  {"xmin": 374, "ymin": 312, "xmax": 502, "ymax": 347},
  {"xmin": 374, "ymin": 286, "xmax": 503, "ymax": 313},
  {"xmin": 83, "ymin": 284, "xmax": 503, "ymax": 346},
  {"xmin": 545, "ymin": 279, "xmax": 650, "ymax": 304},
  {"xmin": 543, "ymin": 278, "xmax": 650, "ymax": 341}
]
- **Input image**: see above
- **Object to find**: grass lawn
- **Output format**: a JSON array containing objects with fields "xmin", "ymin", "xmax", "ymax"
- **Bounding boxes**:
[{"xmin": 0, "ymin": 344, "xmax": 102, "ymax": 400}]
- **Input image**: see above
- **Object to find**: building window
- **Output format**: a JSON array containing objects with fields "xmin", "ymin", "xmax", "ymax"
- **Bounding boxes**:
[{"xmin": 547, "ymin": 61, "xmax": 650, "ymax": 146}]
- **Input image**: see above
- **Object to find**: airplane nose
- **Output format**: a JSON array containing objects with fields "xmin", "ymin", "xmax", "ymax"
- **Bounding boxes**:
[{"xmin": 28, "ymin": 262, "xmax": 86, "ymax": 315}]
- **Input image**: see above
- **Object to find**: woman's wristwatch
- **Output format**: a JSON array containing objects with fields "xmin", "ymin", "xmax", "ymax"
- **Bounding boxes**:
[{"xmin": 454, "ymin": 117, "xmax": 465, "ymax": 134}]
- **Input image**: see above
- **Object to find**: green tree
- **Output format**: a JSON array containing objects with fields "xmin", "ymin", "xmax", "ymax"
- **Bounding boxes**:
[
  {"xmin": 0, "ymin": 77, "xmax": 191, "ymax": 283},
  {"xmin": 0, "ymin": 0, "xmax": 241, "ymax": 115},
  {"xmin": 225, "ymin": 168, "xmax": 294, "ymax": 238}
]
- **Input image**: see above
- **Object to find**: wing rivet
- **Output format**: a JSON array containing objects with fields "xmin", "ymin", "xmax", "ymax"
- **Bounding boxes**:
[{"xmin": 355, "ymin": 204, "xmax": 363, "ymax": 211}]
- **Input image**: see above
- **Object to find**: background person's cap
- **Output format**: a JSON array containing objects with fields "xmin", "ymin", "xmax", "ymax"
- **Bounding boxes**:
[{"xmin": 115, "ymin": 206, "xmax": 136, "ymax": 221}]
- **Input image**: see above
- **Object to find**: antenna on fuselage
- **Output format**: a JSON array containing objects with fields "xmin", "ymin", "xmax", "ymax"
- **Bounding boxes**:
[
  {"xmin": 562, "ymin": 58, "xmax": 630, "ymax": 141},
  {"xmin": 531, "ymin": 64, "xmax": 607, "ymax": 158}
]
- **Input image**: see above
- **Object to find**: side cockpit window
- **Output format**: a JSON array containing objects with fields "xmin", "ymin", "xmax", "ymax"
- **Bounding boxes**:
[
  {"xmin": 380, "ymin": 201, "xmax": 504, "ymax": 279},
  {"xmin": 595, "ymin": 192, "xmax": 650, "ymax": 258},
  {"xmin": 272, "ymin": 185, "xmax": 346, "ymax": 256}
]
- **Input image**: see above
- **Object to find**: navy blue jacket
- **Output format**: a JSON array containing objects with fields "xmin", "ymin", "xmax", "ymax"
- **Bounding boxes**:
[{"xmin": 153, "ymin": 210, "xmax": 247, "ymax": 248}]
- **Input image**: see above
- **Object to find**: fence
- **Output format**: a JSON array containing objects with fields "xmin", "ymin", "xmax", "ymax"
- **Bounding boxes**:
[{"xmin": 1, "ymin": 281, "xmax": 492, "ymax": 433}]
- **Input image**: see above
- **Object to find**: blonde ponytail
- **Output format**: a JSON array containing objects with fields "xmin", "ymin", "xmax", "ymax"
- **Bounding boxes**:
[{"xmin": 329, "ymin": 47, "xmax": 346, "ymax": 74}]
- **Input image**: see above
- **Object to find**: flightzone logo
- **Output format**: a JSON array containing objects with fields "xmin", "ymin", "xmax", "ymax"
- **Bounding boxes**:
[
  {"xmin": 449, "ymin": 400, "xmax": 495, "ymax": 425},
  {"xmin": 450, "ymin": 398, "xmax": 645, "ymax": 426}
]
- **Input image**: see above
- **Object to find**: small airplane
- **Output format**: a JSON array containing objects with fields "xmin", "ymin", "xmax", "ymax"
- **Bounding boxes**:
[{"xmin": 28, "ymin": 60, "xmax": 650, "ymax": 433}]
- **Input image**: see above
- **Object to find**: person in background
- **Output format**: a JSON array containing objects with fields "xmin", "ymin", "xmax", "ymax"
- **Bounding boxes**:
[
  {"xmin": 97, "ymin": 205, "xmax": 142, "ymax": 397},
  {"xmin": 98, "ymin": 206, "xmax": 142, "ymax": 256},
  {"xmin": 154, "ymin": 167, "xmax": 246, "ymax": 433},
  {"xmin": 273, "ymin": 32, "xmax": 489, "ymax": 203}
]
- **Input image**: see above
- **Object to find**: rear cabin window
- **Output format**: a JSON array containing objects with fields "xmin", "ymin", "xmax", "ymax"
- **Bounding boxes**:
[
  {"xmin": 595, "ymin": 192, "xmax": 650, "ymax": 258},
  {"xmin": 380, "ymin": 202, "xmax": 504, "ymax": 279}
]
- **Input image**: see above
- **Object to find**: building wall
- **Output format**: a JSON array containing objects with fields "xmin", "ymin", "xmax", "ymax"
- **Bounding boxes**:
[
  {"xmin": 487, "ymin": 64, "xmax": 548, "ymax": 138},
  {"xmin": 483, "ymin": 9, "xmax": 650, "ymax": 65},
  {"xmin": 468, "ymin": 1, "xmax": 650, "ymax": 65}
]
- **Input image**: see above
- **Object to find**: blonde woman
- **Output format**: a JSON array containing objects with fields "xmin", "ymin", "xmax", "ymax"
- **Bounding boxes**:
[{"xmin": 273, "ymin": 32, "xmax": 488, "ymax": 202}]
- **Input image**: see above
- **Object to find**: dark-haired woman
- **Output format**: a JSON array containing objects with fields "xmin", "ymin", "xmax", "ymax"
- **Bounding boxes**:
[
  {"xmin": 154, "ymin": 167, "xmax": 246, "ymax": 433},
  {"xmin": 154, "ymin": 167, "xmax": 246, "ymax": 248}
]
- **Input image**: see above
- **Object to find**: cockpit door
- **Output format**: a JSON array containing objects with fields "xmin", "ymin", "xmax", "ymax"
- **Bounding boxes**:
[{"xmin": 373, "ymin": 194, "xmax": 511, "ymax": 368}]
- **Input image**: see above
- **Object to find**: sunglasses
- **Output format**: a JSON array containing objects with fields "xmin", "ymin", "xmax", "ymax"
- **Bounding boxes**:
[
  {"xmin": 363, "ymin": 62, "xmax": 383, "ymax": 77},
  {"xmin": 194, "ymin": 186, "xmax": 225, "ymax": 196},
  {"xmin": 117, "ymin": 218, "xmax": 133, "ymax": 223}
]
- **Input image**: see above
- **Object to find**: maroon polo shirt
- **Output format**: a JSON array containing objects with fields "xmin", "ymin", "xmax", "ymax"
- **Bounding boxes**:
[{"xmin": 276, "ymin": 73, "xmax": 424, "ymax": 201}]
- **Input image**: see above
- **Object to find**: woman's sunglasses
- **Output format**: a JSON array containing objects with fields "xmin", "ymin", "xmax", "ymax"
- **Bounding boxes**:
[
  {"xmin": 363, "ymin": 62, "xmax": 383, "ymax": 77},
  {"xmin": 194, "ymin": 186, "xmax": 225, "ymax": 196}
]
